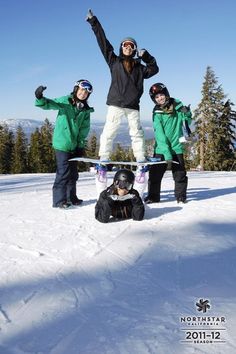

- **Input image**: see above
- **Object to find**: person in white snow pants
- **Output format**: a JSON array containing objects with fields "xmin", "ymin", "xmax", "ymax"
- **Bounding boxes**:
[
  {"xmin": 99, "ymin": 106, "xmax": 145, "ymax": 160},
  {"xmin": 86, "ymin": 9, "xmax": 159, "ymax": 162}
]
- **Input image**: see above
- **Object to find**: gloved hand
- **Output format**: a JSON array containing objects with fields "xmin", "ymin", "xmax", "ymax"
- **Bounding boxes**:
[
  {"xmin": 86, "ymin": 9, "xmax": 94, "ymax": 21},
  {"xmin": 109, "ymin": 194, "xmax": 135, "ymax": 201},
  {"xmin": 166, "ymin": 160, "xmax": 173, "ymax": 170},
  {"xmin": 35, "ymin": 86, "xmax": 47, "ymax": 99},
  {"xmin": 184, "ymin": 120, "xmax": 192, "ymax": 137},
  {"xmin": 76, "ymin": 101, "xmax": 84, "ymax": 110},
  {"xmin": 109, "ymin": 194, "xmax": 119, "ymax": 201},
  {"xmin": 180, "ymin": 104, "xmax": 191, "ymax": 113},
  {"xmin": 137, "ymin": 49, "xmax": 146, "ymax": 58},
  {"xmin": 76, "ymin": 147, "xmax": 85, "ymax": 157}
]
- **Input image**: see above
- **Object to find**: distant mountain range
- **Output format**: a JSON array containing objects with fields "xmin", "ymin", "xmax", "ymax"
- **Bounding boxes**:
[
  {"xmin": 1, "ymin": 118, "xmax": 155, "ymax": 146},
  {"xmin": 1, "ymin": 119, "xmax": 45, "ymax": 137}
]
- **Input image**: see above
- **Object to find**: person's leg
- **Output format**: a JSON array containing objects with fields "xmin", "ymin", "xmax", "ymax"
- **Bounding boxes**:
[
  {"xmin": 67, "ymin": 158, "xmax": 82, "ymax": 205},
  {"xmin": 144, "ymin": 154, "xmax": 166, "ymax": 203},
  {"xmin": 53, "ymin": 150, "xmax": 71, "ymax": 207},
  {"xmin": 99, "ymin": 106, "xmax": 123, "ymax": 160},
  {"xmin": 126, "ymin": 108, "xmax": 146, "ymax": 162},
  {"xmin": 172, "ymin": 154, "xmax": 188, "ymax": 202}
]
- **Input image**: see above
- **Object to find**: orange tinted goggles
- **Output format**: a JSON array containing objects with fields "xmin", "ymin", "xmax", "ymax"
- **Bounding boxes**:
[{"xmin": 122, "ymin": 41, "xmax": 136, "ymax": 50}]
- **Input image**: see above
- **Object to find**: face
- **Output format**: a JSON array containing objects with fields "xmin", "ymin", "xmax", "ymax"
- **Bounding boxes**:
[
  {"xmin": 117, "ymin": 188, "xmax": 129, "ymax": 196},
  {"xmin": 122, "ymin": 41, "xmax": 136, "ymax": 57},
  {"xmin": 155, "ymin": 93, "xmax": 166, "ymax": 105},
  {"xmin": 76, "ymin": 87, "xmax": 89, "ymax": 101}
]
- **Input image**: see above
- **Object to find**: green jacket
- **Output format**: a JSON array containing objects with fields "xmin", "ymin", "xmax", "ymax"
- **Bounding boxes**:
[
  {"xmin": 152, "ymin": 99, "xmax": 192, "ymax": 160},
  {"xmin": 35, "ymin": 95, "xmax": 94, "ymax": 152}
]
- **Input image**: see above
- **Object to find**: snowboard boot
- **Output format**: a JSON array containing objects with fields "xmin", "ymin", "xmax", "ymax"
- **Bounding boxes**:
[
  {"xmin": 58, "ymin": 202, "xmax": 72, "ymax": 209},
  {"xmin": 71, "ymin": 198, "xmax": 83, "ymax": 206},
  {"xmin": 144, "ymin": 196, "xmax": 160, "ymax": 204},
  {"xmin": 134, "ymin": 165, "xmax": 149, "ymax": 198},
  {"xmin": 95, "ymin": 164, "xmax": 108, "ymax": 197},
  {"xmin": 177, "ymin": 197, "xmax": 187, "ymax": 204}
]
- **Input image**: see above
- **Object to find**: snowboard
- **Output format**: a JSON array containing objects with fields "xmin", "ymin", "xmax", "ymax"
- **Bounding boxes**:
[
  {"xmin": 69, "ymin": 157, "xmax": 177, "ymax": 166},
  {"xmin": 70, "ymin": 157, "xmax": 178, "ymax": 199}
]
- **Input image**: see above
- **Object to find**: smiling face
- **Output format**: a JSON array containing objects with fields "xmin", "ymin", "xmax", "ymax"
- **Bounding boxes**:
[
  {"xmin": 121, "ymin": 40, "xmax": 136, "ymax": 57},
  {"xmin": 76, "ymin": 87, "xmax": 89, "ymax": 101},
  {"xmin": 155, "ymin": 93, "xmax": 167, "ymax": 106}
]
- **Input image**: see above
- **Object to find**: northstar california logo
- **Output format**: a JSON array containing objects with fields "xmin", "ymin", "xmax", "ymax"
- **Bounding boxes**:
[{"xmin": 196, "ymin": 299, "xmax": 211, "ymax": 313}]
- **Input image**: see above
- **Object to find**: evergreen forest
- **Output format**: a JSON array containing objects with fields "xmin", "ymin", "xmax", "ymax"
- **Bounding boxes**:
[{"xmin": 0, "ymin": 67, "xmax": 235, "ymax": 174}]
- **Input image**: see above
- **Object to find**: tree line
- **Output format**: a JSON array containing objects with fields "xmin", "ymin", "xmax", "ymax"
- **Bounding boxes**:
[{"xmin": 0, "ymin": 67, "xmax": 235, "ymax": 174}]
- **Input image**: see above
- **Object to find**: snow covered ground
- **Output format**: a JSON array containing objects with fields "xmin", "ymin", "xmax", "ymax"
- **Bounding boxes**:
[{"xmin": 0, "ymin": 170, "xmax": 236, "ymax": 354}]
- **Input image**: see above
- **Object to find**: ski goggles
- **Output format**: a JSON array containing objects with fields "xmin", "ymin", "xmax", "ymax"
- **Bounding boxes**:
[
  {"xmin": 150, "ymin": 83, "xmax": 166, "ymax": 95},
  {"xmin": 122, "ymin": 41, "xmax": 136, "ymax": 50},
  {"xmin": 115, "ymin": 180, "xmax": 133, "ymax": 191},
  {"xmin": 75, "ymin": 80, "xmax": 93, "ymax": 93}
]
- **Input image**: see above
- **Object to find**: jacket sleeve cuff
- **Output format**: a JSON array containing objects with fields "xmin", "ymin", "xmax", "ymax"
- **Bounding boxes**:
[{"xmin": 87, "ymin": 16, "xmax": 98, "ymax": 26}]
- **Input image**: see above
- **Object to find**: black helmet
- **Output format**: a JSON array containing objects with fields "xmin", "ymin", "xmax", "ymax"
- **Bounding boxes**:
[
  {"xmin": 149, "ymin": 83, "xmax": 170, "ymax": 103},
  {"xmin": 113, "ymin": 169, "xmax": 135, "ymax": 190}
]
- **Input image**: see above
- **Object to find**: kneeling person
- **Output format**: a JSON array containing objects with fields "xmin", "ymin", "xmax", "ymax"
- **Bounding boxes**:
[{"xmin": 95, "ymin": 169, "xmax": 145, "ymax": 223}]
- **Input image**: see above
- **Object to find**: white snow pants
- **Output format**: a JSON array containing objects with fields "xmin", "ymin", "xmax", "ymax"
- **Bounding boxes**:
[{"xmin": 99, "ymin": 106, "xmax": 145, "ymax": 161}]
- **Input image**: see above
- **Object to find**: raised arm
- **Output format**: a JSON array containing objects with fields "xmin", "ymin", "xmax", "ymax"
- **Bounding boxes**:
[{"xmin": 86, "ymin": 9, "xmax": 116, "ymax": 66}]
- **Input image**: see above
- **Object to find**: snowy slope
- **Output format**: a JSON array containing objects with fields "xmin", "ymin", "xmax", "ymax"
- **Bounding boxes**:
[{"xmin": 0, "ymin": 171, "xmax": 236, "ymax": 354}]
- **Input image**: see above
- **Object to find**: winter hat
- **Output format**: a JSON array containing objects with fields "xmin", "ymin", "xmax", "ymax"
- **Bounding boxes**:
[
  {"xmin": 149, "ymin": 83, "xmax": 170, "ymax": 103},
  {"xmin": 119, "ymin": 37, "xmax": 137, "ymax": 57}
]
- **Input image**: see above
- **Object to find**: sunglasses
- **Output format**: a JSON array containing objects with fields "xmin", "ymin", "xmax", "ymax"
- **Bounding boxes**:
[
  {"xmin": 75, "ymin": 80, "xmax": 93, "ymax": 93},
  {"xmin": 122, "ymin": 41, "xmax": 136, "ymax": 50},
  {"xmin": 115, "ymin": 180, "xmax": 133, "ymax": 191}
]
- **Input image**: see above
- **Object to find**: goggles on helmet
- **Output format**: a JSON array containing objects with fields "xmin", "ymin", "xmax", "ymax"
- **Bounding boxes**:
[
  {"xmin": 115, "ymin": 180, "xmax": 133, "ymax": 191},
  {"xmin": 122, "ymin": 41, "xmax": 136, "ymax": 50},
  {"xmin": 150, "ymin": 83, "xmax": 166, "ymax": 95},
  {"xmin": 75, "ymin": 80, "xmax": 93, "ymax": 93}
]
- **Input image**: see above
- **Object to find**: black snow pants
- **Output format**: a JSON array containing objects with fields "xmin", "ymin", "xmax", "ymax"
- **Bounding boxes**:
[
  {"xmin": 147, "ymin": 153, "xmax": 188, "ymax": 201},
  {"xmin": 52, "ymin": 150, "xmax": 79, "ymax": 207}
]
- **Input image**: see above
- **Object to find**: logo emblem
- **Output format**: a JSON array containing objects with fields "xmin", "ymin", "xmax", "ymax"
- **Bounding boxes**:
[{"xmin": 196, "ymin": 299, "xmax": 211, "ymax": 313}]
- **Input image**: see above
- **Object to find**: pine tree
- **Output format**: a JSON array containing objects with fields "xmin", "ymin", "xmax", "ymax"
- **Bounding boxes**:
[
  {"xmin": 40, "ymin": 119, "xmax": 56, "ymax": 172},
  {"xmin": 28, "ymin": 119, "xmax": 56, "ymax": 173},
  {"xmin": 11, "ymin": 125, "xmax": 28, "ymax": 173},
  {"xmin": 86, "ymin": 133, "xmax": 98, "ymax": 158},
  {"xmin": 217, "ymin": 100, "xmax": 236, "ymax": 170},
  {"xmin": 111, "ymin": 143, "xmax": 127, "ymax": 162},
  {"xmin": 28, "ymin": 128, "xmax": 42, "ymax": 173},
  {"xmin": 0, "ymin": 124, "xmax": 14, "ymax": 173},
  {"xmin": 193, "ymin": 66, "xmax": 234, "ymax": 171}
]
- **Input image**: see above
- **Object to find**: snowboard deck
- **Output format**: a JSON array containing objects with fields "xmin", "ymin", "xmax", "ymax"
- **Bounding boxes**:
[{"xmin": 70, "ymin": 157, "xmax": 178, "ymax": 166}]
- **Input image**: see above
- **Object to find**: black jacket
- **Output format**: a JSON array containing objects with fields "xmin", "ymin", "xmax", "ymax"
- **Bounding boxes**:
[
  {"xmin": 95, "ymin": 185, "xmax": 145, "ymax": 223},
  {"xmin": 88, "ymin": 16, "xmax": 159, "ymax": 110}
]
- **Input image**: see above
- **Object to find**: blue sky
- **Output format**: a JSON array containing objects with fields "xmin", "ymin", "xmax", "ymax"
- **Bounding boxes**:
[{"xmin": 0, "ymin": 0, "xmax": 235, "ymax": 123}]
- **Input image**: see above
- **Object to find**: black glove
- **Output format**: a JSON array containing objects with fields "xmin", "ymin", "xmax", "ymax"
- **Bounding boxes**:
[
  {"xmin": 180, "ymin": 104, "xmax": 191, "ymax": 113},
  {"xmin": 76, "ymin": 147, "xmax": 85, "ymax": 157},
  {"xmin": 35, "ymin": 86, "xmax": 47, "ymax": 99},
  {"xmin": 137, "ymin": 49, "xmax": 146, "ymax": 58},
  {"xmin": 184, "ymin": 121, "xmax": 192, "ymax": 137},
  {"xmin": 166, "ymin": 160, "xmax": 173, "ymax": 170},
  {"xmin": 109, "ymin": 194, "xmax": 135, "ymax": 201}
]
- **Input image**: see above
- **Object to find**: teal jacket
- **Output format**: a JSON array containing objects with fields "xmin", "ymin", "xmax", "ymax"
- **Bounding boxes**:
[
  {"xmin": 35, "ymin": 95, "xmax": 94, "ymax": 152},
  {"xmin": 152, "ymin": 99, "xmax": 192, "ymax": 160}
]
